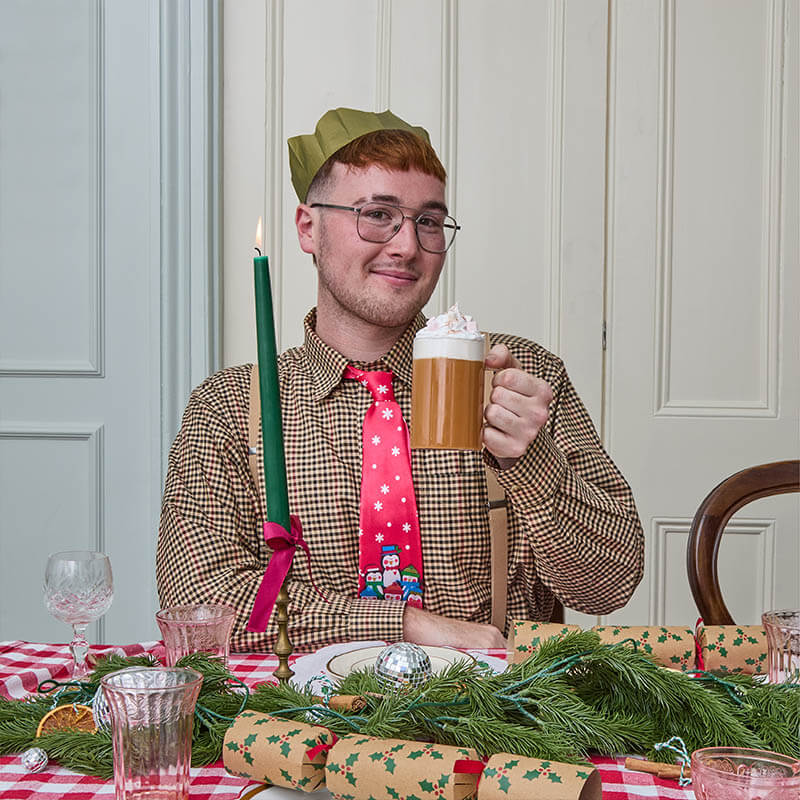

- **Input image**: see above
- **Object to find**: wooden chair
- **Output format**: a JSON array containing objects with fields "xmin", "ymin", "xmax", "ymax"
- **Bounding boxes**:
[{"xmin": 686, "ymin": 460, "xmax": 800, "ymax": 624}]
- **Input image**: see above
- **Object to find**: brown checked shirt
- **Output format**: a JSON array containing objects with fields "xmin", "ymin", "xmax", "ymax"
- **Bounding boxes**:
[{"xmin": 157, "ymin": 310, "xmax": 644, "ymax": 652}]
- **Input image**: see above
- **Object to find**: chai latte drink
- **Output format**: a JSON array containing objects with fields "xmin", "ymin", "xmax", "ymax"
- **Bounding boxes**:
[{"xmin": 411, "ymin": 305, "xmax": 485, "ymax": 450}]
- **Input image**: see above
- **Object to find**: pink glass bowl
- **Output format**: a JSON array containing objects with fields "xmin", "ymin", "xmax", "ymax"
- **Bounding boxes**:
[
  {"xmin": 156, "ymin": 603, "xmax": 236, "ymax": 666},
  {"xmin": 691, "ymin": 747, "xmax": 800, "ymax": 800}
]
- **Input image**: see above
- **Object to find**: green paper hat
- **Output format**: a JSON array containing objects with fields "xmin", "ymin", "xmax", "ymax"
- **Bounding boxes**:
[{"xmin": 288, "ymin": 107, "xmax": 432, "ymax": 202}]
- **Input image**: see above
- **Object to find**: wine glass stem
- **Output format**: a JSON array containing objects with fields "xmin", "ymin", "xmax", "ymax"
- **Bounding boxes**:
[{"xmin": 70, "ymin": 623, "xmax": 90, "ymax": 677}]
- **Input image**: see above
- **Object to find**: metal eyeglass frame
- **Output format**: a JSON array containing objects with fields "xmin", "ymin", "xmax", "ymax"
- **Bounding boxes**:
[{"xmin": 309, "ymin": 202, "xmax": 460, "ymax": 253}]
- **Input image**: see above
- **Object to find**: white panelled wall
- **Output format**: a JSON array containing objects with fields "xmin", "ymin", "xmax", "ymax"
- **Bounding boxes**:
[
  {"xmin": 2, "ymin": 1, "xmax": 794, "ymax": 645},
  {"xmin": 224, "ymin": 0, "xmax": 799, "ymax": 627},
  {"xmin": 0, "ymin": 0, "xmax": 220, "ymax": 643}
]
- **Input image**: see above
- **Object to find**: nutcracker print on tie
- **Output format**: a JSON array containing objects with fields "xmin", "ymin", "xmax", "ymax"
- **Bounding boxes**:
[{"xmin": 345, "ymin": 366, "xmax": 424, "ymax": 607}]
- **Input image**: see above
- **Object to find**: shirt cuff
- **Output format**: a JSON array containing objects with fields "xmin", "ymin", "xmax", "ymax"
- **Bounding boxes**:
[
  {"xmin": 483, "ymin": 429, "xmax": 566, "ymax": 507},
  {"xmin": 345, "ymin": 597, "xmax": 406, "ymax": 643}
]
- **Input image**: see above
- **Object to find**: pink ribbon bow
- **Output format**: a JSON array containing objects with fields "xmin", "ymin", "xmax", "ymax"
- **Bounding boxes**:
[{"xmin": 246, "ymin": 515, "xmax": 327, "ymax": 633}]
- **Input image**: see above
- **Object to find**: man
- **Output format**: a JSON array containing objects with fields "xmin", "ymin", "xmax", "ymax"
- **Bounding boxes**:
[{"xmin": 157, "ymin": 108, "xmax": 644, "ymax": 651}]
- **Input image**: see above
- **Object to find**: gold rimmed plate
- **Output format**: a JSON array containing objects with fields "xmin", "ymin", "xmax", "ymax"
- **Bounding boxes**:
[{"xmin": 326, "ymin": 644, "xmax": 475, "ymax": 679}]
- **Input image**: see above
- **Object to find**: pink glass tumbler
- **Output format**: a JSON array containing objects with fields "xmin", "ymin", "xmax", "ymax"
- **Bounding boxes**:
[
  {"xmin": 156, "ymin": 603, "xmax": 236, "ymax": 667},
  {"xmin": 101, "ymin": 666, "xmax": 202, "ymax": 800},
  {"xmin": 762, "ymin": 609, "xmax": 800, "ymax": 684}
]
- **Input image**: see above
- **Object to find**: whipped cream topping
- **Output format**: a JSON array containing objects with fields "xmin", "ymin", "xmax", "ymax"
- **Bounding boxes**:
[{"xmin": 415, "ymin": 304, "xmax": 482, "ymax": 340}]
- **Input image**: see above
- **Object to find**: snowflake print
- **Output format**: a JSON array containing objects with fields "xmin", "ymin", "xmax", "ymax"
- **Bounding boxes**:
[
  {"xmin": 402, "ymin": 522, "xmax": 411, "ymax": 533},
  {"xmin": 391, "ymin": 446, "xmax": 400, "ymax": 456},
  {"xmin": 358, "ymin": 528, "xmax": 364, "ymax": 537},
  {"xmin": 360, "ymin": 378, "xmax": 368, "ymax": 386},
  {"xmin": 371, "ymin": 435, "xmax": 381, "ymax": 445},
  {"xmin": 374, "ymin": 500, "xmax": 383, "ymax": 511},
  {"xmin": 375, "ymin": 533, "xmax": 384, "ymax": 543},
  {"xmin": 380, "ymin": 484, "xmax": 389, "ymax": 494},
  {"xmin": 381, "ymin": 408, "xmax": 394, "ymax": 420},
  {"xmin": 377, "ymin": 384, "xmax": 389, "ymax": 394}
]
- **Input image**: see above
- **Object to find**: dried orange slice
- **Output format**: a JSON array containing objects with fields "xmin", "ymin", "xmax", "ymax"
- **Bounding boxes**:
[{"xmin": 36, "ymin": 703, "xmax": 96, "ymax": 736}]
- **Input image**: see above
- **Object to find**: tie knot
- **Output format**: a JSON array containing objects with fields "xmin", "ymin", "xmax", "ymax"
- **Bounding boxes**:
[{"xmin": 345, "ymin": 365, "xmax": 395, "ymax": 402}]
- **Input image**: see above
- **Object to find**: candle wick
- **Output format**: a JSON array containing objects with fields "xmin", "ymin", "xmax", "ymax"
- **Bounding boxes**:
[{"xmin": 254, "ymin": 247, "xmax": 262, "ymax": 257}]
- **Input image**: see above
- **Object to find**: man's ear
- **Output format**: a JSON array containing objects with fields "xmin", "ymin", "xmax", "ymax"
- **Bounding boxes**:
[{"xmin": 295, "ymin": 204, "xmax": 316, "ymax": 255}]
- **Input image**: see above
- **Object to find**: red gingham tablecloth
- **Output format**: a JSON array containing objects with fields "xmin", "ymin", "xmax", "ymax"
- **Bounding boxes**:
[{"xmin": 0, "ymin": 640, "xmax": 695, "ymax": 799}]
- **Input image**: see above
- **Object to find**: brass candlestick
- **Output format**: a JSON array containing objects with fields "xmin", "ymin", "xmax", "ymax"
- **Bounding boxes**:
[{"xmin": 273, "ymin": 581, "xmax": 294, "ymax": 683}]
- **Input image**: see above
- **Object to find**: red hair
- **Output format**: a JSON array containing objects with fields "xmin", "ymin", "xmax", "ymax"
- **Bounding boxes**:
[{"xmin": 307, "ymin": 130, "xmax": 446, "ymax": 200}]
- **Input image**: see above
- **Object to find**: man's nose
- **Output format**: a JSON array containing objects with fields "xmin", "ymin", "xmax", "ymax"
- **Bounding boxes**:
[{"xmin": 386, "ymin": 215, "xmax": 419, "ymax": 256}]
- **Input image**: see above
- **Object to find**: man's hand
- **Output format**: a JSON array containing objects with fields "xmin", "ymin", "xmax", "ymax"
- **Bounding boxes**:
[
  {"xmin": 483, "ymin": 344, "xmax": 553, "ymax": 470},
  {"xmin": 403, "ymin": 605, "xmax": 506, "ymax": 648}
]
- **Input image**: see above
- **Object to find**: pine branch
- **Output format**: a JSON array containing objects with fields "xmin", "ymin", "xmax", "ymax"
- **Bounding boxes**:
[
  {"xmin": 86, "ymin": 653, "xmax": 159, "ymax": 686},
  {"xmin": 37, "ymin": 729, "xmax": 114, "ymax": 779},
  {"xmin": 422, "ymin": 715, "xmax": 579, "ymax": 763}
]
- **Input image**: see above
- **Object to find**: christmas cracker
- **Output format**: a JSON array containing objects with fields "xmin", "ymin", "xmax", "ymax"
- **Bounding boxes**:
[
  {"xmin": 591, "ymin": 626, "xmax": 695, "ymax": 671},
  {"xmin": 697, "ymin": 623, "xmax": 768, "ymax": 674},
  {"xmin": 508, "ymin": 620, "xmax": 582, "ymax": 663},
  {"xmin": 222, "ymin": 711, "xmax": 334, "ymax": 792},
  {"xmin": 478, "ymin": 754, "xmax": 602, "ymax": 800},
  {"xmin": 325, "ymin": 734, "xmax": 481, "ymax": 800}
]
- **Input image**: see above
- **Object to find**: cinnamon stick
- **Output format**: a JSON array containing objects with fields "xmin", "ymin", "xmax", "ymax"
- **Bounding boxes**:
[
  {"xmin": 311, "ymin": 694, "xmax": 368, "ymax": 712},
  {"xmin": 625, "ymin": 757, "xmax": 690, "ymax": 781}
]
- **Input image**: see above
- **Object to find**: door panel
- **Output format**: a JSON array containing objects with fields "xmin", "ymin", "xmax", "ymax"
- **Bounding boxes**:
[{"xmin": 604, "ymin": 0, "xmax": 799, "ymax": 626}]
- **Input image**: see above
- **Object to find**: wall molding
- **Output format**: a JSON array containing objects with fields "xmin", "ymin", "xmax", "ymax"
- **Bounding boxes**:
[
  {"xmin": 0, "ymin": 0, "xmax": 104, "ymax": 378},
  {"xmin": 376, "ymin": 0, "xmax": 392, "ymax": 110},
  {"xmin": 436, "ymin": 0, "xmax": 458, "ymax": 313},
  {"xmin": 159, "ymin": 0, "xmax": 222, "ymax": 475},
  {"xmin": 264, "ymin": 0, "xmax": 285, "ymax": 353},
  {"xmin": 650, "ymin": 517, "xmax": 776, "ymax": 625},
  {"xmin": 600, "ymin": 0, "xmax": 619, "ymax": 447},
  {"xmin": 0, "ymin": 424, "xmax": 106, "ymax": 640},
  {"xmin": 545, "ymin": 0, "xmax": 566, "ymax": 355},
  {"xmin": 653, "ymin": 0, "xmax": 783, "ymax": 418}
]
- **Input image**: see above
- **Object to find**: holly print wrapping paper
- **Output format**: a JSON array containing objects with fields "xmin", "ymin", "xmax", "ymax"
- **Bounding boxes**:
[
  {"xmin": 325, "ymin": 734, "xmax": 481, "ymax": 800},
  {"xmin": 507, "ymin": 621, "xmax": 582, "ymax": 663},
  {"xmin": 591, "ymin": 626, "xmax": 695, "ymax": 671},
  {"xmin": 222, "ymin": 711, "xmax": 333, "ymax": 792},
  {"xmin": 698, "ymin": 624, "xmax": 768, "ymax": 674},
  {"xmin": 477, "ymin": 754, "xmax": 601, "ymax": 800}
]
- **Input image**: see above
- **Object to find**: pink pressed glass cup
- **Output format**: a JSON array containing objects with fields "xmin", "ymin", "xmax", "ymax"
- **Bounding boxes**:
[
  {"xmin": 156, "ymin": 603, "xmax": 236, "ymax": 667},
  {"xmin": 102, "ymin": 666, "xmax": 202, "ymax": 800},
  {"xmin": 762, "ymin": 610, "xmax": 800, "ymax": 685},
  {"xmin": 691, "ymin": 747, "xmax": 800, "ymax": 800}
]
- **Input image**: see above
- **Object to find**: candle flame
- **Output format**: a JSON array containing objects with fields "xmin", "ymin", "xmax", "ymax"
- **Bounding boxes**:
[{"xmin": 255, "ymin": 217, "xmax": 263, "ymax": 252}]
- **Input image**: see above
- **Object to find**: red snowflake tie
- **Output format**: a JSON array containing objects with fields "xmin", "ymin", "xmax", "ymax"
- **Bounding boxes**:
[{"xmin": 345, "ymin": 366, "xmax": 424, "ymax": 607}]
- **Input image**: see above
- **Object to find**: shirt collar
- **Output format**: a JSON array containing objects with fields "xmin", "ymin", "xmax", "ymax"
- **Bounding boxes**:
[{"xmin": 302, "ymin": 308, "xmax": 427, "ymax": 401}]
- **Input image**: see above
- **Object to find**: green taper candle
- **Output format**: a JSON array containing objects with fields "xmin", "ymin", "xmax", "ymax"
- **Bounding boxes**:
[{"xmin": 253, "ymin": 217, "xmax": 290, "ymax": 531}]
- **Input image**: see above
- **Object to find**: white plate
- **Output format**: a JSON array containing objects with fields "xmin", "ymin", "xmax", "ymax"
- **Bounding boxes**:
[{"xmin": 326, "ymin": 644, "xmax": 475, "ymax": 679}]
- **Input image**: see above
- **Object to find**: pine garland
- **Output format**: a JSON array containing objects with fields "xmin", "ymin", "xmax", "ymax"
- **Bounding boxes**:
[{"xmin": 1, "ymin": 632, "xmax": 797, "ymax": 778}]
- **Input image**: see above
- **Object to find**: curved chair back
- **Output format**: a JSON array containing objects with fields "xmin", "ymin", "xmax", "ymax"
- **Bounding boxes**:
[{"xmin": 687, "ymin": 460, "xmax": 800, "ymax": 624}]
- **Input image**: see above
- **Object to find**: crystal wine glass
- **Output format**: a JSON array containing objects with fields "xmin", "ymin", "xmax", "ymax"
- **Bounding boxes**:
[{"xmin": 43, "ymin": 551, "xmax": 114, "ymax": 677}]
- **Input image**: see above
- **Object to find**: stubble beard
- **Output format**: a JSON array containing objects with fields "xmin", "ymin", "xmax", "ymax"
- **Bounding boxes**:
[{"xmin": 315, "ymin": 225, "xmax": 440, "ymax": 331}]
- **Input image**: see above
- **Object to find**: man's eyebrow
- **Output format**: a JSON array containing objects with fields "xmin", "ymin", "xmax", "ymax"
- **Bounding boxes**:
[{"xmin": 370, "ymin": 194, "xmax": 450, "ymax": 215}]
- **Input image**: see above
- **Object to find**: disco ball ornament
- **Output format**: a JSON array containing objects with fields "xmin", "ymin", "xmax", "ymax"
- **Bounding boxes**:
[
  {"xmin": 21, "ymin": 746, "xmax": 48, "ymax": 773},
  {"xmin": 374, "ymin": 642, "xmax": 433, "ymax": 691},
  {"xmin": 91, "ymin": 687, "xmax": 111, "ymax": 731}
]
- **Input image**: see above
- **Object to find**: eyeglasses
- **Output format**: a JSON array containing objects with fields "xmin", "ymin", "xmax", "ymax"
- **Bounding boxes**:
[{"xmin": 309, "ymin": 201, "xmax": 460, "ymax": 253}]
